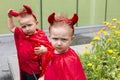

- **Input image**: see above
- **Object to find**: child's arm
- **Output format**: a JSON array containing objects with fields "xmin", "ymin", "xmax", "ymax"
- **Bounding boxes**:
[{"xmin": 8, "ymin": 9, "xmax": 16, "ymax": 33}]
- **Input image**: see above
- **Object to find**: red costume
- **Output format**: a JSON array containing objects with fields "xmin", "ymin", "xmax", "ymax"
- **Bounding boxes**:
[
  {"xmin": 9, "ymin": 5, "xmax": 53, "ymax": 79},
  {"xmin": 44, "ymin": 48, "xmax": 86, "ymax": 80},
  {"xmin": 44, "ymin": 13, "xmax": 86, "ymax": 80},
  {"xmin": 14, "ymin": 27, "xmax": 52, "ymax": 79}
]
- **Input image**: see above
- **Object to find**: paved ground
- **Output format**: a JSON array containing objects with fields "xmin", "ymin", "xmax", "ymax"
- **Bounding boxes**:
[{"xmin": 0, "ymin": 25, "xmax": 104, "ymax": 80}]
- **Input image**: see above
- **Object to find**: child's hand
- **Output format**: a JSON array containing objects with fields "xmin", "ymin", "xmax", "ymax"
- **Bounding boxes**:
[
  {"xmin": 34, "ymin": 45, "xmax": 47, "ymax": 54},
  {"xmin": 8, "ymin": 9, "xmax": 13, "ymax": 18}
]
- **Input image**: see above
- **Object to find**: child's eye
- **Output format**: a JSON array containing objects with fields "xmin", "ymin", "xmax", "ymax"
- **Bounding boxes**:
[
  {"xmin": 21, "ymin": 25, "xmax": 26, "ymax": 28},
  {"xmin": 27, "ymin": 24, "xmax": 33, "ymax": 27},
  {"xmin": 61, "ymin": 38, "xmax": 67, "ymax": 42},
  {"xmin": 52, "ymin": 38, "xmax": 58, "ymax": 41}
]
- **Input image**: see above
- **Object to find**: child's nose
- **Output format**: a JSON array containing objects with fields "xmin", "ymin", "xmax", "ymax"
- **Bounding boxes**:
[
  {"xmin": 26, "ymin": 26, "xmax": 30, "ymax": 31},
  {"xmin": 57, "ymin": 40, "xmax": 62, "ymax": 45}
]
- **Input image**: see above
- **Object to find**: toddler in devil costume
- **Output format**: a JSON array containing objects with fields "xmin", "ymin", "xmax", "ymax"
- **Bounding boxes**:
[
  {"xmin": 42, "ymin": 13, "xmax": 86, "ymax": 80},
  {"xmin": 8, "ymin": 5, "xmax": 52, "ymax": 80}
]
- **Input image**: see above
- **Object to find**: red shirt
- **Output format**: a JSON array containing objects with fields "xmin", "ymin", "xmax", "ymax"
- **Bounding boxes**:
[
  {"xmin": 14, "ymin": 27, "xmax": 52, "ymax": 75},
  {"xmin": 44, "ymin": 48, "xmax": 86, "ymax": 80}
]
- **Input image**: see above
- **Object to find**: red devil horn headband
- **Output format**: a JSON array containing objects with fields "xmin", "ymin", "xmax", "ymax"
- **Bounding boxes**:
[
  {"xmin": 8, "ymin": 10, "xmax": 19, "ymax": 17},
  {"xmin": 48, "ymin": 13, "xmax": 55, "ymax": 25},
  {"xmin": 48, "ymin": 12, "xmax": 78, "ymax": 25},
  {"xmin": 68, "ymin": 14, "xmax": 78, "ymax": 25},
  {"xmin": 8, "ymin": 5, "xmax": 32, "ymax": 17},
  {"xmin": 8, "ymin": 5, "xmax": 37, "ymax": 20},
  {"xmin": 23, "ymin": 5, "xmax": 32, "ymax": 14}
]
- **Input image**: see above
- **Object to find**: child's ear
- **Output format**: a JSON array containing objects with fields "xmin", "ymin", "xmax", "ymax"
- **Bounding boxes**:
[
  {"xmin": 70, "ymin": 35, "xmax": 74, "ymax": 45},
  {"xmin": 36, "ymin": 21, "xmax": 38, "ymax": 24}
]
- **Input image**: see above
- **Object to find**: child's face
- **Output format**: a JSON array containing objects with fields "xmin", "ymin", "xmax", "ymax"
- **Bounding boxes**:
[
  {"xmin": 19, "ymin": 15, "xmax": 38, "ymax": 36},
  {"xmin": 49, "ymin": 24, "xmax": 74, "ymax": 54}
]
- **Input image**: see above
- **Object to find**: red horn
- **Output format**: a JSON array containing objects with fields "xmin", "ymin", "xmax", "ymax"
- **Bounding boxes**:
[
  {"xmin": 48, "ymin": 13, "xmax": 55, "ymax": 25},
  {"xmin": 23, "ymin": 5, "xmax": 32, "ymax": 14},
  {"xmin": 69, "ymin": 14, "xmax": 78, "ymax": 25},
  {"xmin": 8, "ymin": 9, "xmax": 19, "ymax": 17}
]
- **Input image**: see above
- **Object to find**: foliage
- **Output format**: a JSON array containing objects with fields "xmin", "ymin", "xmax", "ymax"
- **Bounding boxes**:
[{"xmin": 79, "ymin": 19, "xmax": 120, "ymax": 80}]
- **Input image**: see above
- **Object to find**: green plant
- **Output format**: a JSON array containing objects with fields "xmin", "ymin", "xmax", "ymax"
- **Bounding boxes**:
[{"xmin": 79, "ymin": 19, "xmax": 120, "ymax": 80}]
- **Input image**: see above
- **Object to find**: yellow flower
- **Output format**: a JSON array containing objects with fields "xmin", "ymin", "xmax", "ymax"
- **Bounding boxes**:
[
  {"xmin": 83, "ymin": 50, "xmax": 89, "ymax": 55},
  {"xmin": 114, "ymin": 30, "xmax": 120, "ymax": 34},
  {"xmin": 103, "ymin": 21, "xmax": 109, "ymax": 25},
  {"xmin": 84, "ymin": 45, "xmax": 88, "ymax": 49},
  {"xmin": 108, "ymin": 25, "xmax": 116, "ymax": 29},
  {"xmin": 112, "ymin": 18, "xmax": 117, "ymax": 22},
  {"xmin": 106, "ymin": 38, "xmax": 112, "ymax": 42},
  {"xmin": 116, "ymin": 21, "xmax": 120, "ymax": 24},
  {"xmin": 93, "ymin": 36, "xmax": 100, "ymax": 41},
  {"xmin": 107, "ymin": 49, "xmax": 115, "ymax": 54},
  {"xmin": 90, "ymin": 41, "xmax": 94, "ymax": 45},
  {"xmin": 87, "ymin": 63, "xmax": 92, "ymax": 67},
  {"xmin": 97, "ymin": 30, "xmax": 103, "ymax": 35},
  {"xmin": 101, "ymin": 27, "xmax": 106, "ymax": 31},
  {"xmin": 97, "ymin": 27, "xmax": 106, "ymax": 35},
  {"xmin": 103, "ymin": 32, "xmax": 110, "ymax": 36}
]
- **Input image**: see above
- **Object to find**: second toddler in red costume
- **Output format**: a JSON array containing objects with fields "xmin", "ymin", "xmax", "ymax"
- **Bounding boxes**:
[{"xmin": 8, "ymin": 5, "xmax": 52, "ymax": 80}]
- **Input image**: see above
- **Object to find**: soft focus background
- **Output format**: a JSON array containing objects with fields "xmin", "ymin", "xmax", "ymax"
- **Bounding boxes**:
[{"xmin": 0, "ymin": 0, "xmax": 120, "ymax": 34}]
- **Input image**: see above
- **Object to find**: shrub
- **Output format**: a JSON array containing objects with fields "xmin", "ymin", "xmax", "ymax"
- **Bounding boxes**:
[{"xmin": 79, "ymin": 19, "xmax": 120, "ymax": 80}]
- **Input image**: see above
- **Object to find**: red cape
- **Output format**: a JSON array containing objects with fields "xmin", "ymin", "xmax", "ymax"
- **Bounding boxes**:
[
  {"xmin": 28, "ymin": 32, "xmax": 53, "ymax": 77},
  {"xmin": 44, "ymin": 48, "xmax": 86, "ymax": 80},
  {"xmin": 14, "ymin": 27, "xmax": 53, "ymax": 80}
]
